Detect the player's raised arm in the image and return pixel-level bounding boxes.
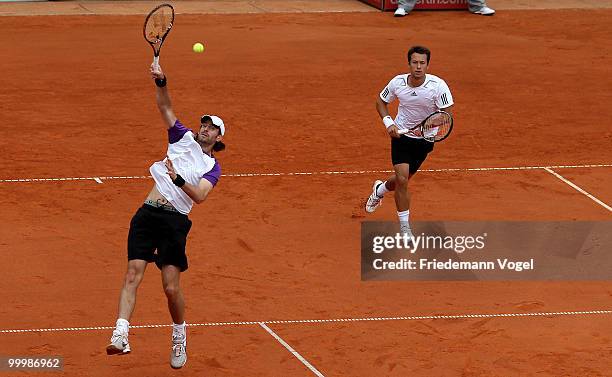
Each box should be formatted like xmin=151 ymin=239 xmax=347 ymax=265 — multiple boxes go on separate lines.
xmin=150 ymin=63 xmax=177 ymax=129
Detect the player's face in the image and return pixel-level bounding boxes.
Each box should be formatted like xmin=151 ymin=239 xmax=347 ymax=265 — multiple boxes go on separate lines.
xmin=198 ymin=122 xmax=221 ymax=144
xmin=409 ymin=53 xmax=429 ymax=79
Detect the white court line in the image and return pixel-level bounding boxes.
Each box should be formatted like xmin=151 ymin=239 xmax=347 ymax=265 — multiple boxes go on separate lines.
xmin=0 ymin=163 xmax=611 ymax=184
xmin=93 ymin=177 xmax=103 ymax=184
xmin=259 ymin=322 xmax=325 ymax=377
xmin=544 ymin=168 xmax=612 ymax=212
xmin=1 ymin=310 xmax=610 ymax=334
xmin=0 ymin=9 xmax=377 ymax=18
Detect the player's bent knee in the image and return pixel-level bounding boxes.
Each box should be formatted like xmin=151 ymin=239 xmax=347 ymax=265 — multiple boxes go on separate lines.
xmin=163 ymin=284 xmax=181 ymax=299
xmin=395 ymin=174 xmax=409 ymax=188
xmin=125 ymin=268 xmax=144 ymax=286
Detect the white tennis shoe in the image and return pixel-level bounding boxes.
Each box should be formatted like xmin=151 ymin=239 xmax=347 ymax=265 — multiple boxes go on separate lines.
xmin=365 ymin=180 xmax=384 ymax=213
xmin=170 ymin=334 xmax=187 ymax=369
xmin=106 ymin=330 xmax=131 ymax=355
xmin=473 ymin=6 xmax=495 ymax=15
xmin=394 ymin=7 xmax=407 ymax=17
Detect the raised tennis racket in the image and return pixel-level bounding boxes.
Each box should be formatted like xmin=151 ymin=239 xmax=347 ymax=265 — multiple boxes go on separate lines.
xmin=398 ymin=110 xmax=453 ymax=143
xmin=143 ymin=4 xmax=175 ymax=67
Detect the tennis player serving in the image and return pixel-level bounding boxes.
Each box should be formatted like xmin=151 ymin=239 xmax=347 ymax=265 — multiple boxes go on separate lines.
xmin=365 ymin=46 xmax=454 ymax=239
xmin=105 ymin=61 xmax=225 ymax=369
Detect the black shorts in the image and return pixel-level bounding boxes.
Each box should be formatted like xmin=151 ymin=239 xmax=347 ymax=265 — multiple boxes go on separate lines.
xmin=127 ymin=204 xmax=193 ymax=272
xmin=391 ymin=136 xmax=434 ymax=174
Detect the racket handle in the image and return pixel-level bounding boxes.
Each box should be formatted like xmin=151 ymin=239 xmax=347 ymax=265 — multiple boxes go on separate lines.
xmin=397 ymin=128 xmax=417 ymax=135
xmin=153 ymin=55 xmax=159 ymax=67
xmin=398 ymin=128 xmax=423 ymax=137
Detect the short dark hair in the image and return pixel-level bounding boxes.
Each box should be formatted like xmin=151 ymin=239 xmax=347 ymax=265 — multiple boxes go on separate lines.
xmin=407 ymin=45 xmax=431 ymax=63
xmin=213 ymin=141 xmax=226 ymax=152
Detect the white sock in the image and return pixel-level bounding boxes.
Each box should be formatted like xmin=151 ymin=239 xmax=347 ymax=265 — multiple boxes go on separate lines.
xmin=397 ymin=210 xmax=413 ymax=238
xmin=116 ymin=318 xmax=129 ymax=334
xmin=397 ymin=210 xmax=410 ymax=226
xmin=172 ymin=322 xmax=186 ymax=339
xmin=376 ymin=181 xmax=390 ymax=198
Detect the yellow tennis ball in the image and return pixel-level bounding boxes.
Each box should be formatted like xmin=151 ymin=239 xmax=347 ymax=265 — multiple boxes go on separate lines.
xmin=192 ymin=42 xmax=204 ymax=53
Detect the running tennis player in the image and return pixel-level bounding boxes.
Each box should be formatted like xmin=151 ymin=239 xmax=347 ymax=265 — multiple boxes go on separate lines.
xmin=106 ymin=62 xmax=225 ymax=369
xmin=365 ymin=46 xmax=454 ymax=238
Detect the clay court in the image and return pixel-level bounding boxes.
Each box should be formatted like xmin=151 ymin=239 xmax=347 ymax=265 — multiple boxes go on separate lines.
xmin=1 ymin=0 xmax=611 ymax=375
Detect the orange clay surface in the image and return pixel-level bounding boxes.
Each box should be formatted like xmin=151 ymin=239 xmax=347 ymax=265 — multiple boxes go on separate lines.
xmin=0 ymin=2 xmax=611 ymax=376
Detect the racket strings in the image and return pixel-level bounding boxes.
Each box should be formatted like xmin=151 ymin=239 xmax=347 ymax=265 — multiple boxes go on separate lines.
xmin=422 ymin=113 xmax=452 ymax=142
xmin=145 ymin=8 xmax=172 ymax=45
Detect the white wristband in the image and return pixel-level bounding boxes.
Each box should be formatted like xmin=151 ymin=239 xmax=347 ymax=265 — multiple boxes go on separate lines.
xmin=382 ymin=115 xmax=395 ymax=129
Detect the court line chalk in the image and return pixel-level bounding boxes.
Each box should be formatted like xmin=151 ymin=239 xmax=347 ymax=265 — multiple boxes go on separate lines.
xmin=544 ymin=167 xmax=612 ymax=212
xmin=0 ymin=163 xmax=610 ymax=183
xmin=259 ymin=322 xmax=325 ymax=377
xmin=1 ymin=310 xmax=610 ymax=334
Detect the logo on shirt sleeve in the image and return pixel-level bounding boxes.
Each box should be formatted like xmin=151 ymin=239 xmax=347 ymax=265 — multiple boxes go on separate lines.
xmin=441 ymin=92 xmax=450 ymax=106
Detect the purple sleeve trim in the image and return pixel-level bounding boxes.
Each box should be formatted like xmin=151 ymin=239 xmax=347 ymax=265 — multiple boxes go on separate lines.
xmin=168 ymin=119 xmax=191 ymax=144
xmin=202 ymin=161 xmax=221 ymax=187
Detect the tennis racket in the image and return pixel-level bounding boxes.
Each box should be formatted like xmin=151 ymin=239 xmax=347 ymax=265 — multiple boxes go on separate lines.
xmin=398 ymin=110 xmax=453 ymax=143
xmin=143 ymin=4 xmax=175 ymax=67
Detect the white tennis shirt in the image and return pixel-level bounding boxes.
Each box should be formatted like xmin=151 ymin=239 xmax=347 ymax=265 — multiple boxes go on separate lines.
xmin=380 ymin=73 xmax=454 ymax=138
xmin=150 ymin=120 xmax=219 ymax=215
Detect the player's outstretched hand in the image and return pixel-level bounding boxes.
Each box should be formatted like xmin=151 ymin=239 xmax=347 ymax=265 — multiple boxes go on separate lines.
xmin=165 ymin=156 xmax=177 ymax=180
xmin=387 ymin=125 xmax=400 ymax=139
xmin=150 ymin=63 xmax=165 ymax=80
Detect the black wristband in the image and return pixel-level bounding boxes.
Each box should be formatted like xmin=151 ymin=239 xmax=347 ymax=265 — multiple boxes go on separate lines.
xmin=172 ymin=174 xmax=185 ymax=187
xmin=155 ymin=76 xmax=167 ymax=87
